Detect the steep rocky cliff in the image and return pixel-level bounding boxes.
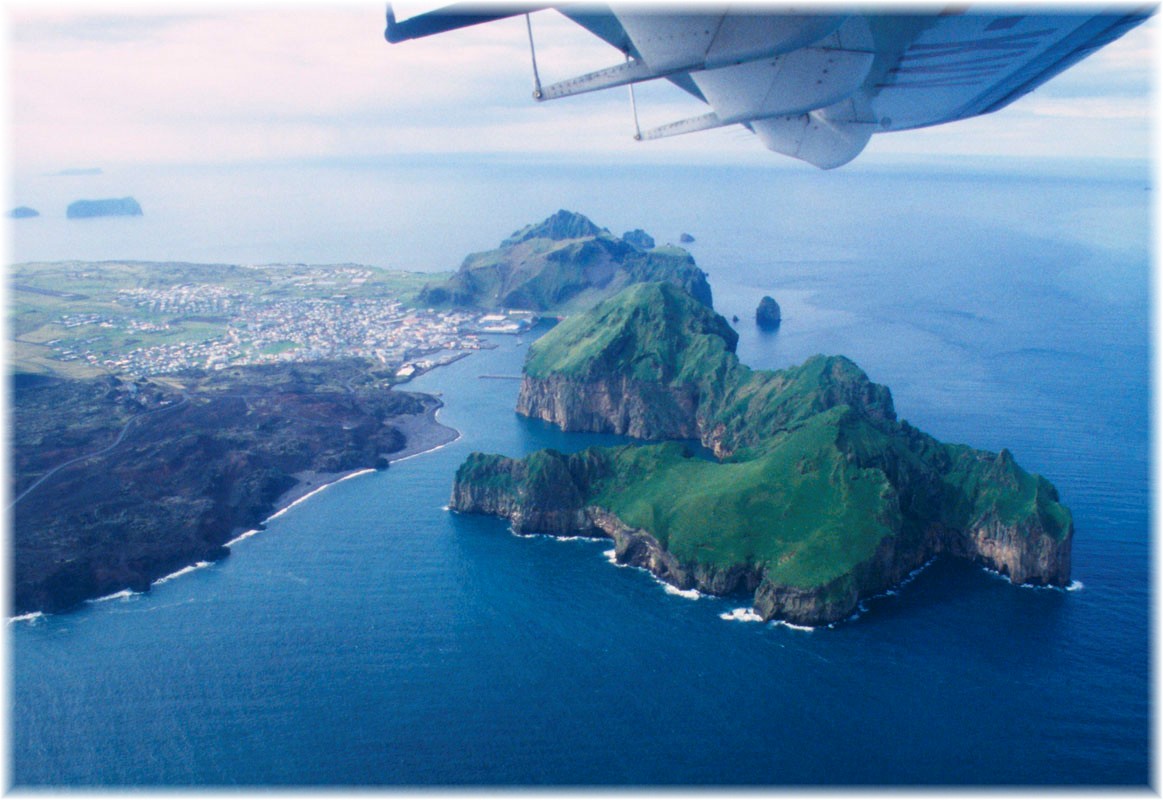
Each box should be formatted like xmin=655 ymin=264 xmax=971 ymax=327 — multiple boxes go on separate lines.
xmin=452 ymin=282 xmax=1074 ymax=626
xmin=418 ymin=210 xmax=712 ymax=312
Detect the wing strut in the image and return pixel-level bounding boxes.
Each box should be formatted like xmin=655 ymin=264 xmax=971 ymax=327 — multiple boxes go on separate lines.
xmin=526 ymin=14 xmax=544 ymax=99
xmin=627 ymin=53 xmax=642 ymax=140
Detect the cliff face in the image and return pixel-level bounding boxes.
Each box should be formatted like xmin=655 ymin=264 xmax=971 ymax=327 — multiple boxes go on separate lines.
xmin=451 ymin=449 xmax=1073 ymax=626
xmin=418 ymin=210 xmax=712 ymax=312
xmin=519 ymin=284 xmax=891 ymax=456
xmin=452 ymin=282 xmax=1074 ymax=626
xmin=937 ymin=516 xmax=1072 ymax=586
xmin=516 ymin=373 xmax=700 ymax=440
xmin=451 ymin=449 xmax=607 ymax=537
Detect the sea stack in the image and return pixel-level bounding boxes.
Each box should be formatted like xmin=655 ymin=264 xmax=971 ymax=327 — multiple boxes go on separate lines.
xmin=756 ymin=295 xmax=781 ymax=329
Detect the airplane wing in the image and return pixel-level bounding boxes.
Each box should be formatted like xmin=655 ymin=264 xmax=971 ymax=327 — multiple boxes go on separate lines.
xmin=385 ymin=5 xmax=1151 ymax=168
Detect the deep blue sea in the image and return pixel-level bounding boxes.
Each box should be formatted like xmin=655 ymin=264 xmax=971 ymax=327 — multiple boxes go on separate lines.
xmin=8 ymin=157 xmax=1152 ymax=785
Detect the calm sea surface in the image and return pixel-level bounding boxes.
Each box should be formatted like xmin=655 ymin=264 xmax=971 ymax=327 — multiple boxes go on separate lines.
xmin=8 ymin=158 xmax=1151 ymax=785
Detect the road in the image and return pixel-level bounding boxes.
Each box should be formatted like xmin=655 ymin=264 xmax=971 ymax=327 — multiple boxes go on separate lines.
xmin=9 ymin=394 xmax=190 ymax=509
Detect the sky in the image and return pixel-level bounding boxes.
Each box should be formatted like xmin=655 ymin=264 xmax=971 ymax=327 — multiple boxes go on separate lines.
xmin=1 ymin=3 xmax=1156 ymax=173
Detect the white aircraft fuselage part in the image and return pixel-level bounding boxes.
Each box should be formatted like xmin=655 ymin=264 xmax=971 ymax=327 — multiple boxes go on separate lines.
xmin=384 ymin=4 xmax=1152 ymax=168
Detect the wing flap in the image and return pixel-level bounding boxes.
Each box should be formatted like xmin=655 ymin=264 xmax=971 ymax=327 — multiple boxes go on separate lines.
xmin=692 ymin=47 xmax=875 ymax=124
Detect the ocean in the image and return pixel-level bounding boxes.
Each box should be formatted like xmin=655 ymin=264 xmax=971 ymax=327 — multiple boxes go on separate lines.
xmin=8 ymin=156 xmax=1151 ymax=785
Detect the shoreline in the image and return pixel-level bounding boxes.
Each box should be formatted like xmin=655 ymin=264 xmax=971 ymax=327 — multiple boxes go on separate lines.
xmin=9 ymin=398 xmax=463 ymax=624
xmin=260 ymin=399 xmax=461 ymax=520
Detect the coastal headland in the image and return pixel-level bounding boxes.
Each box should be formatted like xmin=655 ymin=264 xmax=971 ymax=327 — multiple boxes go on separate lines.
xmin=450 ymin=282 xmax=1074 ymax=626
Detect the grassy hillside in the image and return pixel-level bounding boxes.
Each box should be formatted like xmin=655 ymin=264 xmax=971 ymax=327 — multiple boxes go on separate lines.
xmin=418 ymin=210 xmax=712 ymax=312
xmin=523 ymin=281 xmax=736 ymax=381
xmin=456 ymin=281 xmax=1073 ymax=620
xmin=590 ymin=410 xmax=900 ymax=588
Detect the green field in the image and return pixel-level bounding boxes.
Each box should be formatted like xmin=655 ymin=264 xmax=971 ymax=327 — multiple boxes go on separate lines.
xmin=9 ymin=260 xmax=451 ymax=377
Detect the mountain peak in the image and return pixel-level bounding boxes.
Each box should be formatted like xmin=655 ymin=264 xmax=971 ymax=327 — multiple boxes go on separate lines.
xmin=502 ymin=210 xmax=607 ymax=246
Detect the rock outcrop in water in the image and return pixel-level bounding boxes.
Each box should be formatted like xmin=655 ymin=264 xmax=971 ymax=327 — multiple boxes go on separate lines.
xmin=756 ymin=295 xmax=781 ymax=329
xmin=67 ymin=197 xmax=143 ymax=218
xmin=417 ymin=210 xmax=712 ymax=312
xmin=453 ymin=282 xmax=1073 ymax=626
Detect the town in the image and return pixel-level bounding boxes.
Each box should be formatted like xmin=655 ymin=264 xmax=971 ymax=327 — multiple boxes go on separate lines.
xmin=38 ymin=277 xmax=535 ymax=380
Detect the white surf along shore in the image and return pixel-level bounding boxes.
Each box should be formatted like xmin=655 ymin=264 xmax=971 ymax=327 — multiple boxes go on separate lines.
xmin=9 ymin=399 xmax=462 ymax=624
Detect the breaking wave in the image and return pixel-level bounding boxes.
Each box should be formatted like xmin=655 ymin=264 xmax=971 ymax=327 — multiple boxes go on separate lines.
xmin=773 ymin=620 xmax=815 ymax=632
xmin=225 ymin=528 xmax=261 ymax=547
xmin=983 ymin=565 xmax=1079 ymax=593
xmin=391 ymin=430 xmax=462 ymax=464
xmin=156 ymin=561 xmax=213 ymax=585
xmin=662 ymin=583 xmax=702 ymax=600
xmin=720 ymin=607 xmax=763 ymax=623
xmin=264 ymin=469 xmax=376 ymax=523
xmin=91 ymin=589 xmax=138 ymax=603
xmin=512 ymin=530 xmax=605 ymax=542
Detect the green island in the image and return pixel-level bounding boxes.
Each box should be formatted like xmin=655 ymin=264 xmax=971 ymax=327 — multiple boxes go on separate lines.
xmin=451 ymin=282 xmax=1073 ymax=626
xmin=10 ymin=212 xmax=704 ymax=615
xmin=417 ymin=209 xmax=712 ymax=312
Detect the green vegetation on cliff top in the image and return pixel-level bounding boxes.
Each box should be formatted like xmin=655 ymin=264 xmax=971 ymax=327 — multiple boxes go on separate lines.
xmin=593 ymin=411 xmax=899 ymax=589
xmin=457 ymin=281 xmax=1072 ymax=594
xmin=523 ymin=281 xmax=736 ymax=381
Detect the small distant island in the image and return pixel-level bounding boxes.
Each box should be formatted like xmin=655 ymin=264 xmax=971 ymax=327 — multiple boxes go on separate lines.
xmin=67 ymin=197 xmax=143 ymax=219
xmin=450 ymin=281 xmax=1073 ymax=626
xmin=9 ymin=206 xmax=39 ymax=219
xmin=756 ymin=295 xmax=781 ymax=329
xmin=417 ymin=209 xmax=711 ymax=312
xmin=52 ymin=167 xmax=104 ymax=176
xmin=679 ymin=232 xmax=695 ymax=243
